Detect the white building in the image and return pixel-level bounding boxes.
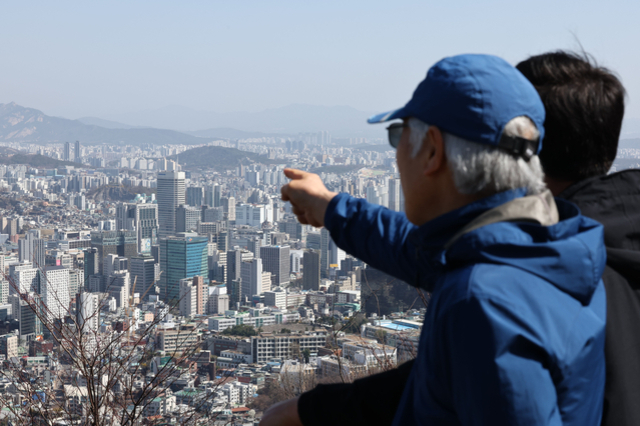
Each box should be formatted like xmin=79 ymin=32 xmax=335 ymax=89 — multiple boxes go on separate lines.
xmin=40 ymin=266 xmax=70 ymax=320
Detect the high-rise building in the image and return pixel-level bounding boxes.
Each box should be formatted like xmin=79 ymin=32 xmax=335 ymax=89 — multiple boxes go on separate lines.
xmin=226 ymin=248 xmax=254 ymax=287
xmin=320 ymin=228 xmax=331 ymax=277
xmin=186 ymin=187 xmax=204 ymax=207
xmin=247 ymin=237 xmax=263 ymax=260
xmin=90 ymin=230 xmax=137 ymax=275
xmin=176 ymin=204 xmax=200 ymax=233
xmin=76 ymin=292 xmax=100 ymax=334
xmin=84 ymin=248 xmax=100 ymax=284
xmin=116 ymin=202 xmax=159 ymax=254
xmin=130 ymin=255 xmax=159 ymax=300
xmin=179 ymin=275 xmax=207 ymax=317
xmin=260 ymin=245 xmax=290 ymax=287
xmin=10 ymin=264 xmax=39 ymax=295
xmin=157 ymin=171 xmax=186 ymax=238
xmin=159 ymin=235 xmax=208 ymax=302
xmin=241 ymin=258 xmax=265 ymax=298
xmin=39 ymin=266 xmax=70 ymax=320
xmin=64 ymin=142 xmax=72 ymax=161
xmin=207 ymin=284 xmax=229 ymax=315
xmin=74 ymin=140 xmax=81 ymax=163
xmin=303 ymin=249 xmax=321 ymax=291
xmin=18 ymin=231 xmax=45 ymax=268
xmin=0 ymin=334 xmax=18 ymax=359
xmin=224 ymin=196 xmax=236 ymax=222
xmin=69 ymin=269 xmax=84 ymax=298
xmin=388 ymin=178 xmax=403 ymax=212
xmin=9 ymin=293 xmax=42 ymax=338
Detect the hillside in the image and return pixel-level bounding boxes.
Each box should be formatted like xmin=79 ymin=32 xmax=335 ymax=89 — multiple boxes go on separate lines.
xmin=86 ymin=185 xmax=156 ymax=203
xmin=0 ymin=153 xmax=77 ymax=169
xmin=0 ymin=102 xmax=208 ymax=145
xmin=167 ymin=146 xmax=281 ymax=171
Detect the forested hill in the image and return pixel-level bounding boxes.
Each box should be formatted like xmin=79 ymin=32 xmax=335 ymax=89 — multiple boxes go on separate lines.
xmin=167 ymin=146 xmax=281 ymax=171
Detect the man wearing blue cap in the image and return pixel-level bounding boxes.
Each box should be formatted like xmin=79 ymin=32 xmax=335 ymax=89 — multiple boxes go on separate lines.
xmin=262 ymin=54 xmax=606 ymax=426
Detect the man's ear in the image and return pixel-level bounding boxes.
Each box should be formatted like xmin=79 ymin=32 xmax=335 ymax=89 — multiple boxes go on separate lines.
xmin=419 ymin=126 xmax=446 ymax=177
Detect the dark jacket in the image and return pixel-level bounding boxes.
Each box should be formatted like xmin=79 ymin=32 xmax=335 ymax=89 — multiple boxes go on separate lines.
xmin=299 ymin=188 xmax=606 ymax=426
xmin=560 ymin=169 xmax=640 ymax=426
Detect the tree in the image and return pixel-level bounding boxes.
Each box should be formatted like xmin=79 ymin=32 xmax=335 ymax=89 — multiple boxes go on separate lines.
xmin=221 ymin=324 xmax=258 ymax=337
xmin=0 ymin=268 xmax=228 ymax=425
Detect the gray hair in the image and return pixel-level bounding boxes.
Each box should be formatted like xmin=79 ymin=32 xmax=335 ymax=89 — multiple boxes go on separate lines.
xmin=407 ymin=117 xmax=546 ymax=195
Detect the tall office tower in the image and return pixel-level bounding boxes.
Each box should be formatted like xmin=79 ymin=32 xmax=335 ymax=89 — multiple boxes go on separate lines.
xmin=260 ymin=245 xmax=291 ymax=287
xmin=9 ymin=293 xmax=42 ymax=338
xmin=207 ymin=284 xmax=229 ymax=315
xmin=247 ymin=237 xmax=262 ymax=260
xmin=10 ymin=264 xmax=40 ymax=295
xmin=157 ymin=171 xmax=186 ymax=238
xmin=39 ymin=266 xmax=70 ymax=320
xmin=0 ymin=280 xmax=8 ymax=305
xmin=84 ymin=248 xmax=100 ymax=284
xmin=389 ymin=178 xmax=402 ymax=212
xmin=306 ymin=232 xmax=321 ymax=251
xmin=193 ymin=275 xmax=206 ymax=315
xmin=159 ymin=235 xmax=208 ymax=303
xmin=109 ymin=271 xmax=130 ymax=309
xmin=74 ymin=140 xmax=81 ymax=163
xmin=176 ymin=204 xmax=200 ymax=233
xmin=90 ymin=230 xmax=137 ymax=275
xmin=179 ymin=275 xmax=206 ymax=317
xmin=225 ymin=248 xmax=254 ymax=286
xmin=224 ymin=196 xmax=236 ymax=222
xmin=0 ymin=254 xmax=4 ymax=279
xmin=69 ymin=270 xmax=84 ymax=297
xmin=18 ymin=231 xmax=45 ymax=267
xmin=213 ymin=185 xmax=222 ymax=207
xmin=64 ymin=142 xmax=72 ymax=161
xmin=215 ymin=230 xmax=229 ymax=253
xmin=320 ymin=227 xmax=331 ymax=277
xmin=186 ymin=187 xmax=204 ymax=207
xmin=241 ymin=258 xmax=264 ymax=298
xmin=204 ymin=185 xmax=214 ymax=207
xmin=229 ymin=278 xmax=242 ymax=309
xmin=76 ymin=292 xmax=99 ymax=334
xmin=302 ymin=249 xmax=321 ymax=291
xmin=179 ymin=278 xmax=198 ymax=318
xmin=116 ymin=202 xmax=159 ymax=254
xmin=130 ymin=255 xmax=158 ymax=300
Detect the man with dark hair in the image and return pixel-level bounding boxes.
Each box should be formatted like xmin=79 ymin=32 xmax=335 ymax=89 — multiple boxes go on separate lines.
xmin=261 ymin=53 xmax=607 ymax=426
xmin=517 ymin=51 xmax=637 ymax=426
xmin=516 ymin=51 xmax=626 ymax=193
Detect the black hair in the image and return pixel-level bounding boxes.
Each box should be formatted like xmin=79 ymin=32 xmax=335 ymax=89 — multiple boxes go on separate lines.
xmin=516 ymin=51 xmax=625 ymax=181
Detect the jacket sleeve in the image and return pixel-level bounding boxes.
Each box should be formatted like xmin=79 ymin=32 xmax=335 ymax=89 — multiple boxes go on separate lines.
xmin=324 ymin=193 xmax=419 ymax=285
xmin=443 ymin=297 xmax=561 ymax=426
xmin=297 ymin=359 xmax=414 ymax=426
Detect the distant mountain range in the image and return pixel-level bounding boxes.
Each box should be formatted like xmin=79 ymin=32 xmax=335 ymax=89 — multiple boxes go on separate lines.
xmin=0 ymin=102 xmax=208 ymax=145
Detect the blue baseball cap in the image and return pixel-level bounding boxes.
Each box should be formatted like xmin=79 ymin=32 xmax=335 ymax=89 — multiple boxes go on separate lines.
xmin=368 ymin=54 xmax=545 ymax=160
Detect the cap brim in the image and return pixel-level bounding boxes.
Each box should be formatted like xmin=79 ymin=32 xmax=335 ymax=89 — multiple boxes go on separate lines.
xmin=367 ymin=107 xmax=407 ymax=124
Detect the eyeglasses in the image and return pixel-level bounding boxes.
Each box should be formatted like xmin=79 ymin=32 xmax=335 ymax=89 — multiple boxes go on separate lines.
xmin=386 ymin=122 xmax=407 ymax=148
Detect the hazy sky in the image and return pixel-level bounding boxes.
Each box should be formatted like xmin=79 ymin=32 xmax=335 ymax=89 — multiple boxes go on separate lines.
xmin=1 ymin=1 xmax=639 ymax=133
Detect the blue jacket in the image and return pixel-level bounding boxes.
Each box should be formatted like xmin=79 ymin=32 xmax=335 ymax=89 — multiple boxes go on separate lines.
xmin=324 ymin=188 xmax=606 ymax=426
